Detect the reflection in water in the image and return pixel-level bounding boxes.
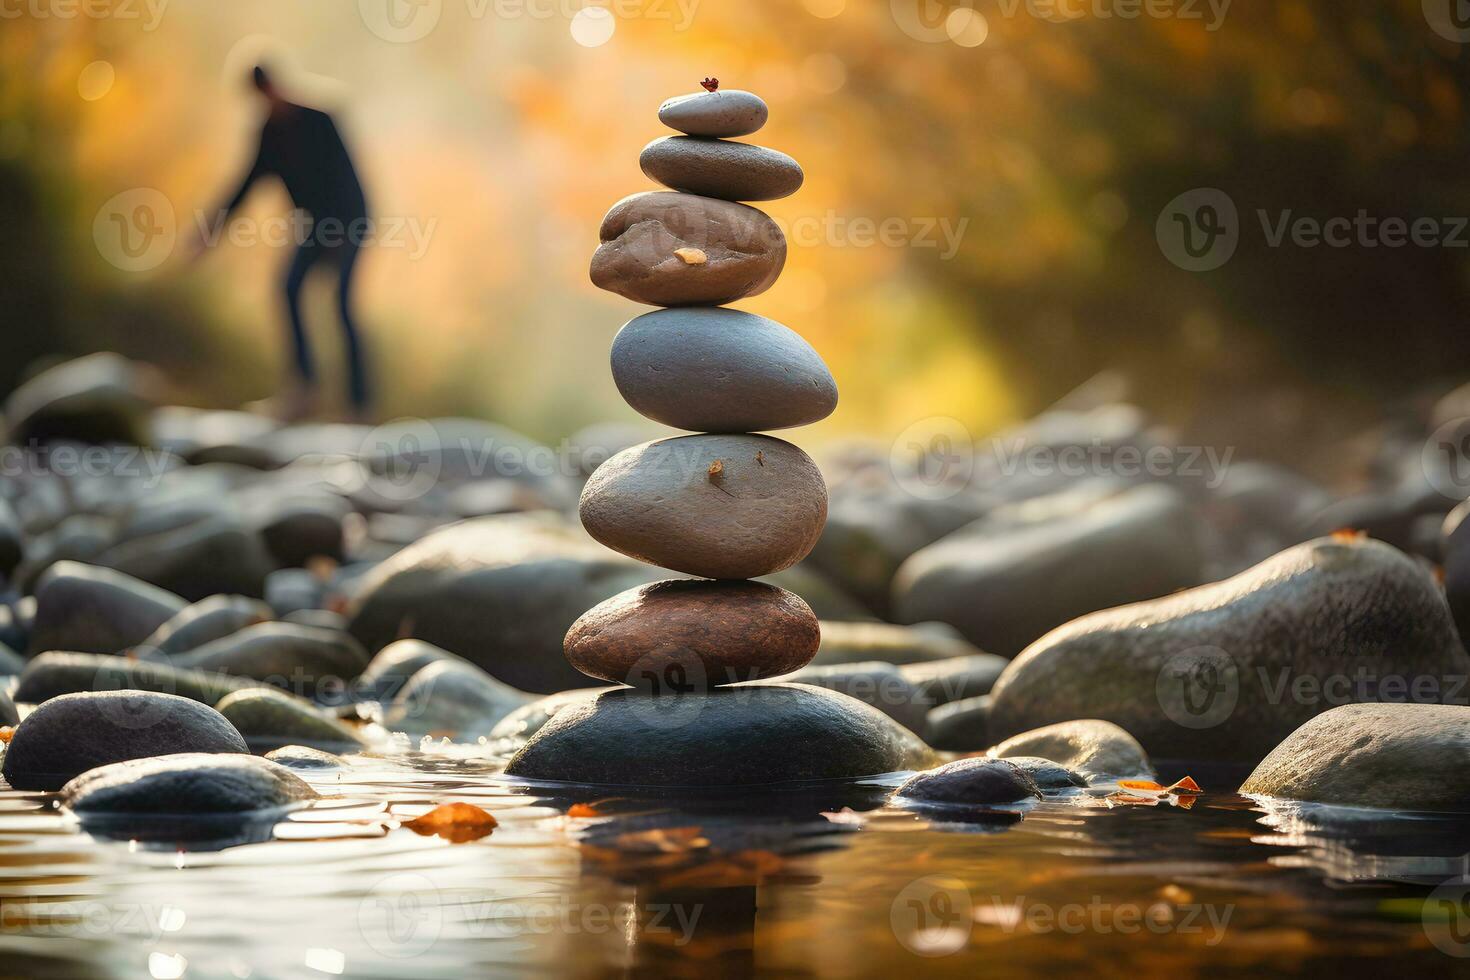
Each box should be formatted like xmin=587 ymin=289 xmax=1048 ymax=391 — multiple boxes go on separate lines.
xmin=0 ymin=748 xmax=1463 ymax=977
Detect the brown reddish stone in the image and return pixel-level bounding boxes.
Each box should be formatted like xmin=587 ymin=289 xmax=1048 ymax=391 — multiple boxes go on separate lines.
xmin=564 ymin=579 xmax=820 ymax=688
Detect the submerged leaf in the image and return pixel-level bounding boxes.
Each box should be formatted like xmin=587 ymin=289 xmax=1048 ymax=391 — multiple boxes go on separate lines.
xmin=402 ymin=802 xmax=498 ymax=843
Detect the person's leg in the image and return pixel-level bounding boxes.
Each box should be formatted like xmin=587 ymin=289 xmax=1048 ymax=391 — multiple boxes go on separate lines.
xmin=275 ymin=240 xmax=325 ymax=421
xmin=334 ymin=240 xmax=370 ymax=416
xmin=283 ymin=240 xmax=323 ymax=386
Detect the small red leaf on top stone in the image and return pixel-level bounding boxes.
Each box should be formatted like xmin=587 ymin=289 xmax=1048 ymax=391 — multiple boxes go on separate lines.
xmin=700 ymin=77 xmax=719 ymax=92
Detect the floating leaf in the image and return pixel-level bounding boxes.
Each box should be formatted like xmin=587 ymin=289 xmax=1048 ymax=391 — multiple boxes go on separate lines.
xmin=0 ymin=726 xmax=12 ymax=743
xmin=1166 ymin=776 xmax=1203 ymax=794
xmin=1119 ymin=779 xmax=1165 ymax=791
xmin=402 ymin=802 xmax=498 ymax=843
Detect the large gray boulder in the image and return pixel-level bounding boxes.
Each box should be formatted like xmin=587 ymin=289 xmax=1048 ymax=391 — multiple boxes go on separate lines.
xmin=1239 ymin=703 xmax=1470 ymax=811
xmin=893 ymin=483 xmax=1204 ymax=656
xmin=987 ymin=536 xmax=1470 ymax=766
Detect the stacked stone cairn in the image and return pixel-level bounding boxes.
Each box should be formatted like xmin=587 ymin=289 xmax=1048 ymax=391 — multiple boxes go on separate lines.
xmin=570 ymin=79 xmax=837 ymax=694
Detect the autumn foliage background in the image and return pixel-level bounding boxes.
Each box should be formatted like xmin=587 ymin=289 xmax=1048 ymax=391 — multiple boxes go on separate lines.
xmin=5 ymin=1 xmax=1470 ymax=475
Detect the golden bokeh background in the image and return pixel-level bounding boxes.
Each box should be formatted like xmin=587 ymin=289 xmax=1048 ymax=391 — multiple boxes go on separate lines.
xmin=6 ymin=0 xmax=1470 ymax=461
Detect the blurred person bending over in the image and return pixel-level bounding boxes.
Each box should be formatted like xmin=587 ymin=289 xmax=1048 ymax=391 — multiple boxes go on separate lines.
xmin=193 ymin=64 xmax=372 ymax=421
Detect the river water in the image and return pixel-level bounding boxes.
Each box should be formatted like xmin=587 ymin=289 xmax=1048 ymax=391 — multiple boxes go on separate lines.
xmin=0 ymin=745 xmax=1466 ymax=978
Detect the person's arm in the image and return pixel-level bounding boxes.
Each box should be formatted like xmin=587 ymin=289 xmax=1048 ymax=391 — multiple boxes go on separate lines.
xmin=188 ymin=126 xmax=271 ymax=259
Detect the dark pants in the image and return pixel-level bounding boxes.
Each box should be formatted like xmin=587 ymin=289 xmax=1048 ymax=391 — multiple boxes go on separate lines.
xmin=282 ymin=230 xmax=369 ymax=410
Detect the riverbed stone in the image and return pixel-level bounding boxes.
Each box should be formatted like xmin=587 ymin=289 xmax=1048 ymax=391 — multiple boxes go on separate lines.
xmin=96 ymin=505 xmax=275 ymax=601
xmin=579 ymin=434 xmax=827 ymax=579
xmin=1239 ymin=703 xmax=1470 ymax=811
xmin=565 ymin=579 xmax=819 ymax=688
xmin=986 ymin=536 xmax=1470 ymax=767
xmin=215 ymin=687 xmax=367 ymax=753
xmin=487 ymin=688 xmax=604 ymax=749
xmin=5 ymin=352 xmax=155 ymax=446
xmin=640 ymin=136 xmax=803 ymax=202
xmin=925 ymin=694 xmax=991 ymax=752
xmin=658 ymin=89 xmax=768 ymax=137
xmin=893 ymin=483 xmax=1204 ymax=656
xmin=899 ymin=654 xmax=1007 ymax=706
xmin=170 ymin=622 xmax=368 ymax=697
xmin=591 ymin=192 xmax=786 ymax=307
xmin=810 ymin=620 xmax=985 ymax=666
xmin=990 ymin=719 xmax=1156 ymax=783
xmin=265 ymin=745 xmax=348 ymax=769
xmin=345 ymin=514 xmax=664 ymax=693
xmin=356 ymin=638 xmax=471 ymax=702
xmin=384 ymin=659 xmax=533 ymax=738
xmin=29 ymin=561 xmax=186 ymax=656
xmin=780 ymin=661 xmax=929 ymax=735
xmin=1001 ymin=756 xmax=1088 ymax=791
xmin=3 ymin=691 xmax=248 ymax=791
xmin=61 ymin=753 xmax=316 ymax=814
xmin=13 ymin=652 xmax=255 ymax=706
xmin=504 ymin=683 xmax=930 ymax=786
xmin=140 ymin=594 xmax=272 ymax=656
xmin=610 ymin=308 xmax=836 ymax=432
xmin=895 ymin=758 xmax=1041 ymax=807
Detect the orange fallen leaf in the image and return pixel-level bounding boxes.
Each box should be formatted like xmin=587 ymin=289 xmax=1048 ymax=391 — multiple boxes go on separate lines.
xmin=1119 ymin=779 xmax=1165 ymax=791
xmin=1331 ymin=528 xmax=1366 ymax=541
xmin=402 ymin=802 xmax=498 ymax=843
xmin=567 ymin=803 xmax=600 ymax=818
xmin=0 ymin=727 xmax=12 ymax=743
xmin=1166 ymin=776 xmax=1203 ymax=794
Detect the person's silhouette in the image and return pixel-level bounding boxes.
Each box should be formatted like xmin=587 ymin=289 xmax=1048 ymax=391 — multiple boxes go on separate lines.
xmin=194 ymin=64 xmax=371 ymax=421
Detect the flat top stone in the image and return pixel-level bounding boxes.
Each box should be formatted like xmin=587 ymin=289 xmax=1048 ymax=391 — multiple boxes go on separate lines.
xmin=658 ymin=89 xmax=768 ymax=137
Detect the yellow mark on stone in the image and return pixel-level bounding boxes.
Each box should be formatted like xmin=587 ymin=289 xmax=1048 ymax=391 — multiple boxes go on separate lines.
xmin=675 ymin=247 xmax=708 ymax=265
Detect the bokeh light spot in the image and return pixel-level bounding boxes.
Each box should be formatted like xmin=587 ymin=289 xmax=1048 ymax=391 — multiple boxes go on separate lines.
xmin=946 ymin=9 xmax=989 ymax=47
xmin=78 ymin=61 xmax=115 ymax=101
xmin=570 ymin=7 xmax=615 ymax=48
xmin=801 ymin=53 xmax=847 ymax=94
